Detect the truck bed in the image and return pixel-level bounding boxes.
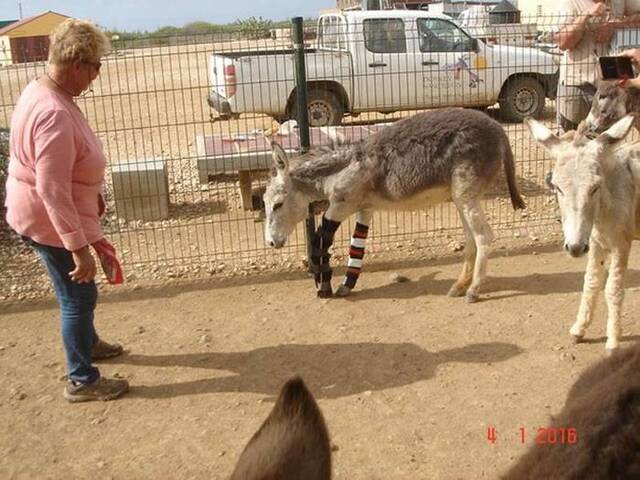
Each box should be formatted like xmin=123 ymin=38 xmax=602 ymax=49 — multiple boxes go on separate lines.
xmin=215 ymin=48 xmax=318 ymax=59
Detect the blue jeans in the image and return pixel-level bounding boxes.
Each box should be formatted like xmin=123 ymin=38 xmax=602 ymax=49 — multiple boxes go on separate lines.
xmin=24 ymin=237 xmax=100 ymax=384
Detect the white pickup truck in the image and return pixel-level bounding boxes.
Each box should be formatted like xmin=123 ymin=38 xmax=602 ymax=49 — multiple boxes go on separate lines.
xmin=207 ymin=10 xmax=559 ymax=126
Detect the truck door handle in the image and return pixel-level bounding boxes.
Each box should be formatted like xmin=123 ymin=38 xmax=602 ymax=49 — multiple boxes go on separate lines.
xmin=368 ymin=62 xmax=387 ymax=67
xmin=422 ymin=61 xmax=439 ymax=66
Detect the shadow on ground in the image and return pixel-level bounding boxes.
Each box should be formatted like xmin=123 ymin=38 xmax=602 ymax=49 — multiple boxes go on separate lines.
xmin=109 ymin=341 xmax=522 ymax=401
xmin=1 ymin=243 xmax=571 ymax=315
xmin=339 ymin=269 xmax=640 ymax=302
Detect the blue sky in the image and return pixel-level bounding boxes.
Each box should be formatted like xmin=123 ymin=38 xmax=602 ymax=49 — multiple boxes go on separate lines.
xmin=5 ymin=0 xmax=337 ymax=31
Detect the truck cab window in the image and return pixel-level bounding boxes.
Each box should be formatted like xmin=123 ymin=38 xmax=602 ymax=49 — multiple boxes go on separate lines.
xmin=320 ymin=16 xmax=345 ymax=50
xmin=418 ymin=18 xmax=473 ymax=53
xmin=364 ymin=18 xmax=406 ymax=54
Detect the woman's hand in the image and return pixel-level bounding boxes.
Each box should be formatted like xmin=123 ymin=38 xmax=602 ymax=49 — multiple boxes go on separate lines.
xmin=617 ymin=49 xmax=640 ymax=89
xmin=98 ymin=193 xmax=105 ymax=217
xmin=618 ymin=77 xmax=640 ymax=89
xmin=620 ymin=48 xmax=640 ymax=67
xmin=70 ymin=246 xmax=97 ymax=283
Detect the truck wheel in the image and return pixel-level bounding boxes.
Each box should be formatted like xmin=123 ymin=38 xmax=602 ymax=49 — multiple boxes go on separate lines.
xmin=499 ymin=77 xmax=545 ymax=123
xmin=295 ymin=90 xmax=344 ymax=127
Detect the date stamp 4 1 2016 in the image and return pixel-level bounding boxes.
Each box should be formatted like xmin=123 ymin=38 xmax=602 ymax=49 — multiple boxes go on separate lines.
xmin=486 ymin=426 xmax=578 ymax=445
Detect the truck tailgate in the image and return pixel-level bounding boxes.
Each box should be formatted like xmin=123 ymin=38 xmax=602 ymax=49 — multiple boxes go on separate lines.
xmin=209 ymin=54 xmax=233 ymax=99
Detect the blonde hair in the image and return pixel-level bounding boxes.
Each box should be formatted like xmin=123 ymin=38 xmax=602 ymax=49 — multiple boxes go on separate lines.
xmin=48 ymin=19 xmax=110 ymax=66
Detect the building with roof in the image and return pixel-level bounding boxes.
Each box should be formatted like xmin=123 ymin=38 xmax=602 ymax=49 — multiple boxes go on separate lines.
xmin=518 ymin=0 xmax=563 ymax=26
xmin=0 ymin=20 xmax=18 ymax=30
xmin=0 ymin=11 xmax=69 ymax=66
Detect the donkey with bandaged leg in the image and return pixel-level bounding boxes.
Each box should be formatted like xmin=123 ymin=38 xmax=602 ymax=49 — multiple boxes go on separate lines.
xmin=263 ymin=108 xmax=525 ymax=301
xmin=527 ymin=115 xmax=640 ymax=352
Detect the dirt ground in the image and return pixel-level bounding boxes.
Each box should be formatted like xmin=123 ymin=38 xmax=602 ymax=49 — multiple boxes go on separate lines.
xmin=2 ymin=241 xmax=640 ymax=480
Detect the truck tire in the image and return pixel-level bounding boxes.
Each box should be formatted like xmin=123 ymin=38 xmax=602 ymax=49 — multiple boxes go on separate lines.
xmin=499 ymin=76 xmax=545 ymax=123
xmin=294 ymin=89 xmax=344 ymax=127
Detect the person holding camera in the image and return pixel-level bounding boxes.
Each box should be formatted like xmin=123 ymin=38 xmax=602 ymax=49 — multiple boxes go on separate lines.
xmin=555 ymin=0 xmax=623 ymax=133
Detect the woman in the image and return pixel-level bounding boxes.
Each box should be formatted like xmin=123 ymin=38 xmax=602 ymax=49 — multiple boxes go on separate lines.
xmin=4 ymin=19 xmax=128 ymax=402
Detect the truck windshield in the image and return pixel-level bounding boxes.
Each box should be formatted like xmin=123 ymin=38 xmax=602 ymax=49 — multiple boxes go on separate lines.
xmin=417 ymin=18 xmax=474 ymax=53
xmin=363 ymin=18 xmax=407 ymax=53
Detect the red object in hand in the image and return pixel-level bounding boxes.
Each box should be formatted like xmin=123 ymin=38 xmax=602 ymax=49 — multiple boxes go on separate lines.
xmin=98 ymin=194 xmax=106 ymax=217
xmin=91 ymin=238 xmax=124 ymax=284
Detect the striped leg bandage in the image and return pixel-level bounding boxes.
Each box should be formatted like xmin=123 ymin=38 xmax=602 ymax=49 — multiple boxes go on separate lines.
xmin=343 ymin=222 xmax=369 ymax=290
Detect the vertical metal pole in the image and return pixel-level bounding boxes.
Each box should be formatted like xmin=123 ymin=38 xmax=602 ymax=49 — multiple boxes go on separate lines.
xmin=292 ymin=17 xmax=315 ymax=272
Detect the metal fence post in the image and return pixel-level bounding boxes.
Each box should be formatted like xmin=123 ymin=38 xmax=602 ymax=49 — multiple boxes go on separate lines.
xmin=292 ymin=17 xmax=315 ymax=272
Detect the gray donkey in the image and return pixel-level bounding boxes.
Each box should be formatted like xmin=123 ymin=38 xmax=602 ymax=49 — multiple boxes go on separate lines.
xmin=263 ymin=108 xmax=526 ymax=301
xmin=583 ymin=80 xmax=640 ymax=135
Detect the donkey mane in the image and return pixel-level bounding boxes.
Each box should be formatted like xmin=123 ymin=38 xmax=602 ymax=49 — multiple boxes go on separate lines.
xmin=289 ymin=142 xmax=359 ymax=187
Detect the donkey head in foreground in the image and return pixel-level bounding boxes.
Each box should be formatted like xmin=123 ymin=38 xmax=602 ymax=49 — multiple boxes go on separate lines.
xmin=526 ymin=115 xmax=636 ymax=257
xmin=230 ymin=376 xmax=332 ymax=480
xmin=263 ymin=143 xmax=311 ymax=248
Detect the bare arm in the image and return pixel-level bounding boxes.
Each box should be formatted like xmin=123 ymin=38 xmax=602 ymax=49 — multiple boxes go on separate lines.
xmin=555 ymin=2 xmax=608 ymax=50
xmin=612 ymin=13 xmax=640 ymax=28
xmin=556 ymin=13 xmax=591 ymax=50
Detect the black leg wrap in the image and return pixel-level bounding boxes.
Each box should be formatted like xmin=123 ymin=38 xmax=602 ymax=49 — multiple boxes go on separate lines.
xmin=310 ymin=216 xmax=340 ymax=296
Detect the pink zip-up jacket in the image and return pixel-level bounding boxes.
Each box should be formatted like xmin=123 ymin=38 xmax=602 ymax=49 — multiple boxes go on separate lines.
xmin=4 ymin=79 xmax=105 ymax=251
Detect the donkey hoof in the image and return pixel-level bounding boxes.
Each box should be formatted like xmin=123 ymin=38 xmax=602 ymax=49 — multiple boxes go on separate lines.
xmin=447 ymin=284 xmax=466 ymax=298
xmin=570 ymin=334 xmax=584 ymax=344
xmin=605 ymin=340 xmax=620 ymax=352
xmin=605 ymin=346 xmax=619 ymax=357
xmin=316 ymin=282 xmax=333 ymax=298
xmin=335 ymin=285 xmax=351 ymax=297
xmin=465 ymin=291 xmax=479 ymax=304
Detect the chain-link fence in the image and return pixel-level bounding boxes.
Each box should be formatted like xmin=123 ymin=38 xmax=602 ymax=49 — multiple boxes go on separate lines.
xmin=2 ymin=11 xmax=638 ymax=291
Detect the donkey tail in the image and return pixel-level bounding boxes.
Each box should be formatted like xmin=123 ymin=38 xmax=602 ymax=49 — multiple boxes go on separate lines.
xmin=502 ymin=140 xmax=526 ymax=210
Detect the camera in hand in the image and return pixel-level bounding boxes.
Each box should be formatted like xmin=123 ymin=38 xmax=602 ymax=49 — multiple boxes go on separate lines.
xmin=600 ymin=56 xmax=634 ymax=80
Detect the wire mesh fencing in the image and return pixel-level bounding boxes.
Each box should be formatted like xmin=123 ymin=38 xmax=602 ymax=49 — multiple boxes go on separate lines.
xmin=3 ymin=11 xmax=638 ymax=290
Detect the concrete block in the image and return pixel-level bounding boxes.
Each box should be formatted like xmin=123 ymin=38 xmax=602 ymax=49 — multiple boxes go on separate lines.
xmin=111 ymin=158 xmax=169 ymax=221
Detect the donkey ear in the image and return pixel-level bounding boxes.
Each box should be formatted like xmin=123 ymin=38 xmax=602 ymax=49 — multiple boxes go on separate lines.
xmin=597 ymin=114 xmax=636 ymax=145
xmin=525 ymin=117 xmax=562 ymax=151
xmin=270 ymin=141 xmax=289 ymax=175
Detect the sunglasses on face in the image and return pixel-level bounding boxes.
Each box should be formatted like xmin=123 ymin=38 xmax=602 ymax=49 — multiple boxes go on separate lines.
xmin=82 ymin=60 xmax=102 ymax=72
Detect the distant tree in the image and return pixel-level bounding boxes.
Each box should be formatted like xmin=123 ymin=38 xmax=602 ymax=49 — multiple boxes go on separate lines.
xmin=102 ymin=16 xmax=321 ymax=47
xmin=151 ymin=25 xmax=182 ymax=38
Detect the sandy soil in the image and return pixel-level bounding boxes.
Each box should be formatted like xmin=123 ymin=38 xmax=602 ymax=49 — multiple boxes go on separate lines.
xmin=2 ymin=242 xmax=640 ymax=480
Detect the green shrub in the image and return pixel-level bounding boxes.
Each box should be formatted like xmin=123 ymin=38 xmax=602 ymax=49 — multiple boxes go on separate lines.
xmin=234 ymin=16 xmax=274 ymax=39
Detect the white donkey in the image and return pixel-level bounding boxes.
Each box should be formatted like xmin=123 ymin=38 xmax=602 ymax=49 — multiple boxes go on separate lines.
xmin=263 ymin=108 xmax=526 ymax=301
xmin=527 ymin=115 xmax=640 ymax=352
